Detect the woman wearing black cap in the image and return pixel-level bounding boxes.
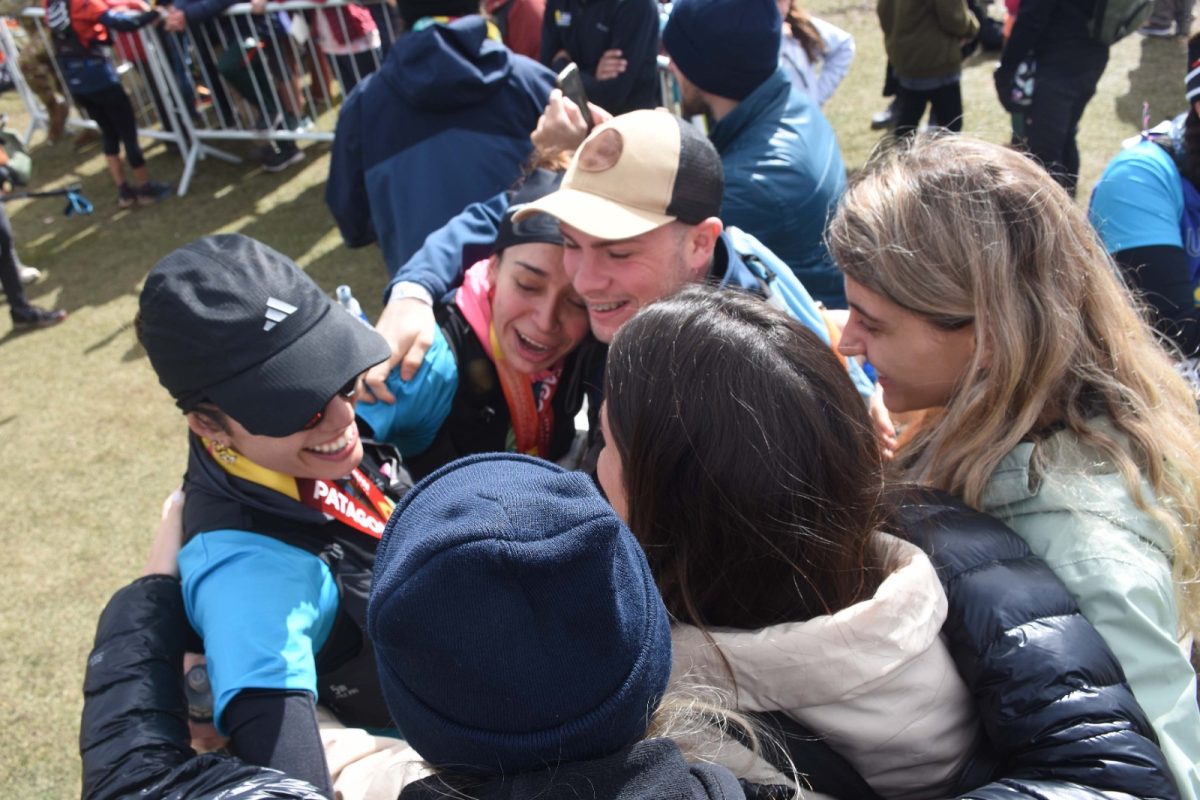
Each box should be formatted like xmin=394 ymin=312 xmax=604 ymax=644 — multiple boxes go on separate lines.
xmin=112 ymin=172 xmax=598 ymax=795
xmin=133 ymin=233 xmax=411 ymax=797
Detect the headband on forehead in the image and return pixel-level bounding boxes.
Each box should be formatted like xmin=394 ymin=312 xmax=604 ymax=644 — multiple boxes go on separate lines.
xmin=493 ymin=169 xmax=564 ymax=254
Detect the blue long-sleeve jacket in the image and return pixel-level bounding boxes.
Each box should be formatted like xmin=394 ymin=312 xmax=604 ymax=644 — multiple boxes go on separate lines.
xmin=327 ymin=16 xmax=554 ymax=277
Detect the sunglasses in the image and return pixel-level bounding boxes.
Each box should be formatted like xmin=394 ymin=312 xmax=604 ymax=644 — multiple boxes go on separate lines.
xmin=299 ymin=377 xmax=359 ymax=432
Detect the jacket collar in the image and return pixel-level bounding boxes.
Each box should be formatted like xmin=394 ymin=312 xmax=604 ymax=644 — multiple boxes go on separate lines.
xmin=670 ymin=536 xmax=948 ymax=709
xmin=708 ymin=68 xmax=792 ymax=154
xmin=981 ymin=422 xmax=1175 ymax=559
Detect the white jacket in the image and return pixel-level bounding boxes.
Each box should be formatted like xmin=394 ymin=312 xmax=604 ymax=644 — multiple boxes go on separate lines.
xmin=670 ymin=536 xmax=979 ymax=800
xmin=778 ymin=17 xmax=855 ymax=107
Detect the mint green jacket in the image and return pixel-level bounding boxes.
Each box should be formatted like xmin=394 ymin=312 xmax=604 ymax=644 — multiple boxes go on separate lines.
xmin=981 ymin=428 xmax=1200 ymax=800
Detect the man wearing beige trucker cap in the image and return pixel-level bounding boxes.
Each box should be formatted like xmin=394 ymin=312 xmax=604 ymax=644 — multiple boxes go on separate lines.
xmin=367 ymin=110 xmax=888 ymax=439
xmin=365 ymin=110 xmax=883 ymax=435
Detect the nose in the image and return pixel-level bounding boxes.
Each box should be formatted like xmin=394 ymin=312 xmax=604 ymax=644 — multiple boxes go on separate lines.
xmin=321 ymin=391 xmax=357 ymax=430
xmin=837 ymin=326 xmax=865 ymax=360
xmin=565 ymin=247 xmax=606 ymax=297
xmin=529 ymin=296 xmax=559 ymax=333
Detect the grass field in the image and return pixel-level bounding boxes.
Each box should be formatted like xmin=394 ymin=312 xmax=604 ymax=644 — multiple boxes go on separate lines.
xmin=0 ymin=7 xmax=1184 ymax=795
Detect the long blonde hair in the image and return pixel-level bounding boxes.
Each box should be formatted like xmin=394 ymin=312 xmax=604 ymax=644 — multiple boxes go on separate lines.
xmin=827 ymin=134 xmax=1200 ymax=632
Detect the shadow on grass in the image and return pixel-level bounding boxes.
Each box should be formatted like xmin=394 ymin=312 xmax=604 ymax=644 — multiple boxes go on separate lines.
xmin=6 ymin=137 xmax=337 ymax=339
xmin=1115 ymin=36 xmax=1185 ymax=129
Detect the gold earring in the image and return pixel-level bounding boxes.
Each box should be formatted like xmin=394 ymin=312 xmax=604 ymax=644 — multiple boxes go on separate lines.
xmin=212 ymin=441 xmax=238 ymax=465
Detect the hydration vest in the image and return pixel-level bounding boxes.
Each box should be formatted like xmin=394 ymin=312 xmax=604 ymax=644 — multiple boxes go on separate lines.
xmin=402 ymin=303 xmax=605 ymax=480
xmin=182 ymin=429 xmax=412 ymax=730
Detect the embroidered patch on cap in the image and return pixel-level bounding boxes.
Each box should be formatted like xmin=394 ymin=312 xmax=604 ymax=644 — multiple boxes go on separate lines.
xmin=577 ymin=128 xmax=623 ymax=173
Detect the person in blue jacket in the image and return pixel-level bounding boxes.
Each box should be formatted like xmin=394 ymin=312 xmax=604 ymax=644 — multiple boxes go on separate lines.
xmin=662 ymin=0 xmax=848 ymax=307
xmin=1089 ymin=34 xmax=1200 ymax=361
xmin=326 ymin=0 xmax=555 ymax=278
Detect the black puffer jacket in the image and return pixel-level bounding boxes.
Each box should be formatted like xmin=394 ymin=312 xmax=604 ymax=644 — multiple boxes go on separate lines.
xmin=894 ymin=489 xmax=1179 ymax=799
xmin=80 ymin=492 xmax=1179 ymax=799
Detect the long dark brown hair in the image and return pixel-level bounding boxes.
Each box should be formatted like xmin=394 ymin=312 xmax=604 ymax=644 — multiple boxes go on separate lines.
xmin=784 ymin=1 xmax=825 ymax=64
xmin=604 ymin=286 xmax=893 ymax=631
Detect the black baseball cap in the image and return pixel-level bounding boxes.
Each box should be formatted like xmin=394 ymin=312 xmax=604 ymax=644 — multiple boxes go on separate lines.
xmin=139 ymin=234 xmax=390 ymax=437
xmin=492 ymin=168 xmax=565 ymax=254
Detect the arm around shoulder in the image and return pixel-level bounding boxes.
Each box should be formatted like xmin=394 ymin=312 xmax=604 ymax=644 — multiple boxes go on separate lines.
xmin=894 ymin=490 xmax=1181 ymax=799
xmin=80 ymin=575 xmax=329 ymax=800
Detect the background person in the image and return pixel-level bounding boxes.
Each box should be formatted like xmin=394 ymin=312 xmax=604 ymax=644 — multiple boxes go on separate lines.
xmin=829 ymin=134 xmax=1200 ymax=799
xmin=777 ymin=0 xmax=856 ymax=107
xmin=45 ymin=0 xmax=172 ymax=205
xmin=992 ymin=0 xmax=1109 ymax=196
xmin=662 ymin=0 xmax=849 ymax=307
xmin=539 ymin=0 xmax=659 ymax=114
xmin=326 ymin=0 xmax=554 ymax=278
xmin=877 ymin=0 xmax=978 ymax=137
xmin=0 ymin=201 xmax=66 ymax=331
xmin=1088 ymin=34 xmax=1200 ymax=364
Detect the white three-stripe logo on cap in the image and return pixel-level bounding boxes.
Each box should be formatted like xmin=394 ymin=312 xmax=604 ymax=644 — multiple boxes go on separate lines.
xmin=263 ymin=296 xmax=297 ymax=331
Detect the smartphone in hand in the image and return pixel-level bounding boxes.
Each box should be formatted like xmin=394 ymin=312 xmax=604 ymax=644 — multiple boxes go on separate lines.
xmin=557 ymin=63 xmax=594 ymax=131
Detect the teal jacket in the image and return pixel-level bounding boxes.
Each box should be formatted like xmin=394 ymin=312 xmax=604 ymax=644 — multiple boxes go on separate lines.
xmin=981 ymin=425 xmax=1200 ymax=800
xmin=709 ymin=68 xmax=847 ymax=308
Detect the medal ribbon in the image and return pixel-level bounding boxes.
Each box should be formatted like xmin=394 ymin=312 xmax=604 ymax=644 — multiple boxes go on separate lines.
xmin=296 ymin=467 xmax=394 ymax=540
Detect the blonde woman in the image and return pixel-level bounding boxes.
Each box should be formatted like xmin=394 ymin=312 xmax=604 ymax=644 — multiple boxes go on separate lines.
xmin=829 ymin=134 xmax=1200 ymax=799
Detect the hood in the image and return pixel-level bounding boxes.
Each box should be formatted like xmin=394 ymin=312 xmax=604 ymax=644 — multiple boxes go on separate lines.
xmin=381 ymin=17 xmax=513 ymax=110
xmin=670 ymin=536 xmax=950 ymax=710
xmin=982 ymin=423 xmax=1176 ymax=559
xmin=398 ymin=739 xmax=743 ymax=800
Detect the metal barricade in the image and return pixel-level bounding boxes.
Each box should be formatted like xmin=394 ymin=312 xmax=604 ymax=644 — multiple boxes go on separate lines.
xmin=0 ymin=5 xmax=680 ymax=196
xmin=5 ymin=0 xmax=397 ymax=194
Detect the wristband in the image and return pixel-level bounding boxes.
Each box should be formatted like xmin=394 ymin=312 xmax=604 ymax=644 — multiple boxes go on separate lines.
xmin=387 ymin=281 xmax=433 ymax=307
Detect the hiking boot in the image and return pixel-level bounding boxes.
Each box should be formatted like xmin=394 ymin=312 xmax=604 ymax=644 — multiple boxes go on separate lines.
xmin=11 ymin=303 xmax=66 ymax=331
xmin=17 ymin=264 xmax=41 ymax=285
xmin=260 ymin=143 xmax=305 ymax=173
xmin=118 ymin=182 xmax=137 ymax=209
xmin=137 ymin=180 xmax=172 ymax=205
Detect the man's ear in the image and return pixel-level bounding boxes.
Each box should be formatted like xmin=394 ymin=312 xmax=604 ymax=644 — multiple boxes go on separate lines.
xmin=685 ymin=217 xmax=724 ymax=280
xmin=185 ymin=411 xmax=224 ymax=441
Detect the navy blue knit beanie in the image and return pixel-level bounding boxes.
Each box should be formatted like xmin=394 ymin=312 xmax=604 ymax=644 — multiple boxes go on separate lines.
xmin=367 ymin=453 xmax=672 ymax=774
xmin=663 ymin=0 xmax=782 ymax=101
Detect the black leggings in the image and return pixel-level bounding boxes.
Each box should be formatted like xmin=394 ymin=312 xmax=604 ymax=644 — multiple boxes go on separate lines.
xmin=73 ymin=85 xmax=145 ymax=168
xmin=894 ymin=81 xmax=963 ymax=138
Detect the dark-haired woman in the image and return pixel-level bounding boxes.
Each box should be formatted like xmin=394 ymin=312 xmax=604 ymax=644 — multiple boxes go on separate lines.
xmin=598 ymin=286 xmax=975 ymax=798
xmin=1089 ymin=37 xmax=1200 ymax=365
xmin=598 ymin=285 xmax=1181 ymax=799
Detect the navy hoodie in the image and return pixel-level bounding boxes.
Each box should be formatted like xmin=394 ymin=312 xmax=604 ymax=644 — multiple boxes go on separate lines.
xmin=326 ymin=17 xmax=554 ymax=277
